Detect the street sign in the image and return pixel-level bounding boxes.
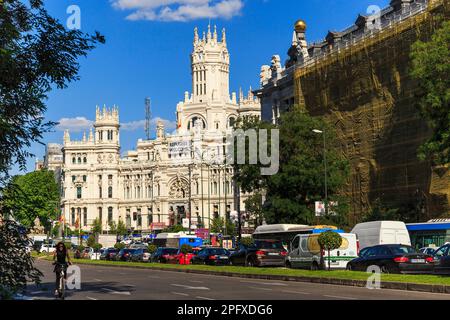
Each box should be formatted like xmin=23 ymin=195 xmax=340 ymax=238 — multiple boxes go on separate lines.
xmin=182 ymin=218 xmax=190 ymax=229
xmin=315 ymin=201 xmax=338 ymax=216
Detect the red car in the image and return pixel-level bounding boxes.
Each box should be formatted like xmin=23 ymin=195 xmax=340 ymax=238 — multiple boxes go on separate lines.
xmin=177 ymin=250 xmax=197 ymax=265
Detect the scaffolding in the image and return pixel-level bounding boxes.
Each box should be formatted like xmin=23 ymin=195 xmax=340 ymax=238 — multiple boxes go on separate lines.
xmin=293 ymin=0 xmax=449 ymax=222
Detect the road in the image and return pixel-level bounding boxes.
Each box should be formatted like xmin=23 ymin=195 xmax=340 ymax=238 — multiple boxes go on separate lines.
xmin=27 ymin=260 xmax=450 ymax=300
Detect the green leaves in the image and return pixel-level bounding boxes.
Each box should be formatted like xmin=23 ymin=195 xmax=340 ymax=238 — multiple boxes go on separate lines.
xmin=0 ymin=0 xmax=104 ymax=180
xmin=2 ymin=170 xmax=60 ymax=229
xmin=0 ymin=220 xmax=43 ymax=298
xmin=410 ymin=20 xmax=450 ymax=165
xmin=235 ymin=106 xmax=350 ymax=226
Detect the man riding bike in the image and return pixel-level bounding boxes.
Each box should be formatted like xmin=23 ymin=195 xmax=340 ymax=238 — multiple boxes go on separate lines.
xmin=53 ymin=242 xmax=72 ymax=296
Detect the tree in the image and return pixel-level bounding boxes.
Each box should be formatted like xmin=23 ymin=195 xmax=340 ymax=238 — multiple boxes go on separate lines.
xmin=86 ymin=235 xmax=95 ymax=248
xmin=116 ymin=219 xmax=128 ymax=237
xmin=0 ymin=0 xmax=104 ymax=180
xmin=108 ymin=221 xmax=117 ymax=234
xmin=210 ymin=217 xmax=224 ymax=234
xmin=163 ymin=225 xmax=185 ymax=233
xmin=318 ymin=231 xmax=343 ymax=271
xmin=2 ymin=170 xmax=60 ymax=230
xmin=244 ymin=192 xmax=264 ymax=227
xmin=239 ymin=237 xmax=254 ymax=247
xmin=410 ymin=20 xmax=450 ymax=165
xmin=147 ymin=244 xmax=157 ymax=255
xmin=0 ymin=220 xmax=42 ymax=299
xmin=236 ymin=106 xmax=350 ymax=226
xmin=114 ymin=242 xmax=125 ymax=250
xmin=92 ymin=218 xmax=102 ymax=242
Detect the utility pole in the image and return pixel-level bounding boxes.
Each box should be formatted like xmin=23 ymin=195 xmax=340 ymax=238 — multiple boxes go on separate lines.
xmin=234 ymin=164 xmax=242 ymax=243
xmin=188 ymin=164 xmax=192 ymax=235
xmin=145 ymin=97 xmax=151 ymax=140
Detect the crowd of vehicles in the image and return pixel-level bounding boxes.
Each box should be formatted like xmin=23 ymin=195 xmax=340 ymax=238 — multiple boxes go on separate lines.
xmin=34 ymin=221 xmax=450 ymax=275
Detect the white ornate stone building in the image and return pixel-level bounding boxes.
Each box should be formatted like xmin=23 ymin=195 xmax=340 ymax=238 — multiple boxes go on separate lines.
xmin=61 ymin=25 xmax=260 ymax=233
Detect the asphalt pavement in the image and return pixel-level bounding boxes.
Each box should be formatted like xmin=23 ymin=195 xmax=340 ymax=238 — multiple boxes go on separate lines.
xmin=27 ymin=260 xmax=450 ymax=300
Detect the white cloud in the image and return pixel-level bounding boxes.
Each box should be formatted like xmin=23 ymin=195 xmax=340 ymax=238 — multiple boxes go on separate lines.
xmin=56 ymin=117 xmax=94 ymax=132
xmin=110 ymin=0 xmax=243 ymax=22
xmin=56 ymin=116 xmax=177 ymax=134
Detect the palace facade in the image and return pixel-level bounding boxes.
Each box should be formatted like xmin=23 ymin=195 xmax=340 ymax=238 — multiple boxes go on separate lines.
xmin=60 ymin=25 xmax=260 ymax=233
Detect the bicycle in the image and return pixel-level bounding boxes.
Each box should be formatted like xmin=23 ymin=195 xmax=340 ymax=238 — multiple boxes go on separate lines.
xmin=54 ymin=262 xmax=68 ymax=300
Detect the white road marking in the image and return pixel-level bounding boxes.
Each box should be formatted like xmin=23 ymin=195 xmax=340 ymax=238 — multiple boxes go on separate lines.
xmin=248 ymin=286 xmax=273 ymax=291
xmin=189 ymin=280 xmax=204 ymax=283
xmin=30 ymin=291 xmax=45 ymax=295
xmin=323 ymin=295 xmax=357 ymax=300
xmin=171 ymin=284 xmax=210 ymax=290
xmin=124 ymin=284 xmax=136 ymax=287
xmin=86 ymin=296 xmax=98 ymax=300
xmin=281 ymin=290 xmax=311 ymax=295
xmin=93 ymin=278 xmax=102 ymax=282
xmin=172 ymin=292 xmax=189 ymax=297
xmin=196 ymin=296 xmax=215 ymax=300
xmin=103 ymin=288 xmax=131 ymax=296
xmin=240 ymin=280 xmax=288 ymax=286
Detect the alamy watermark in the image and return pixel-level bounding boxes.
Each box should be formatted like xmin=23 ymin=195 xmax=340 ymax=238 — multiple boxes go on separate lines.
xmin=66 ymin=5 xmax=81 ymax=30
xmin=168 ymin=126 xmax=280 ymax=176
xmin=366 ymin=265 xmax=381 ymax=290
xmin=66 ymin=265 xmax=81 ymax=290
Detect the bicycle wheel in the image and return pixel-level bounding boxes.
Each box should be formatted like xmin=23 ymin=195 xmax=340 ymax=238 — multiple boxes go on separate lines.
xmin=59 ymin=273 xmax=65 ymax=299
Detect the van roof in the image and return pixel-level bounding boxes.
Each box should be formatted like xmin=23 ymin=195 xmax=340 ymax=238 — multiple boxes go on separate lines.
xmin=253 ymin=224 xmax=312 ymax=234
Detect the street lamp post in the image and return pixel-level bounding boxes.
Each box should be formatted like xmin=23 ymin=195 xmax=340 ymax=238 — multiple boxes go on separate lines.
xmin=313 ymin=129 xmax=328 ymax=217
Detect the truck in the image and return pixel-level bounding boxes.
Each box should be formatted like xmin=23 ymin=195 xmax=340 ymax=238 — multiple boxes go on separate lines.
xmin=351 ymin=221 xmax=411 ymax=250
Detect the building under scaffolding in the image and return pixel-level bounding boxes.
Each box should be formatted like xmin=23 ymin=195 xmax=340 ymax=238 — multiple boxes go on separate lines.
xmin=257 ymin=0 xmax=449 ymax=223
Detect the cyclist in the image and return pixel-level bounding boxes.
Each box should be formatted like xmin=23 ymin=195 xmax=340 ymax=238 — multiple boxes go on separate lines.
xmin=53 ymin=242 xmax=72 ymax=296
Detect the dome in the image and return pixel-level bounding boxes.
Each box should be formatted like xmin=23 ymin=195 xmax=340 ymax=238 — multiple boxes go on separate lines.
xmin=294 ymin=19 xmax=307 ymax=32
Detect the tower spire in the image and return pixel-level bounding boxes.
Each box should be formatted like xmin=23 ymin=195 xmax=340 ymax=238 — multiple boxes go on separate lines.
xmin=207 ymin=23 xmax=212 ymax=42
xmin=222 ymin=28 xmax=227 ymax=45
xmin=194 ymin=27 xmax=199 ymax=44
xmin=213 ymin=25 xmax=218 ymax=42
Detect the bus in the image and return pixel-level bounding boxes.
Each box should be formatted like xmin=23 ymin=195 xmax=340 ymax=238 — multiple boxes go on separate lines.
xmin=153 ymin=232 xmax=203 ymax=248
xmin=253 ymin=224 xmax=343 ymax=251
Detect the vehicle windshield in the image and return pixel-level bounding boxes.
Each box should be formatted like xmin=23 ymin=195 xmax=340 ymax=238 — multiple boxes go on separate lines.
xmin=207 ymin=249 xmax=228 ymax=255
xmin=389 ymin=246 xmax=417 ymax=255
xmin=254 ymin=240 xmax=284 ymax=250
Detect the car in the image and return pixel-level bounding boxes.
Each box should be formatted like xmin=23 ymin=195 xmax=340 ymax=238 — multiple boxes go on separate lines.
xmin=419 ymin=247 xmax=436 ymax=256
xmin=150 ymin=247 xmax=179 ymax=263
xmin=81 ymin=247 xmax=94 ymax=259
xmin=176 ymin=249 xmax=198 ymax=265
xmin=131 ymin=248 xmax=151 ymax=262
xmin=230 ymin=240 xmax=288 ymax=267
xmin=191 ymin=248 xmax=231 ymax=265
xmin=100 ymin=248 xmax=118 ymax=261
xmin=116 ymin=248 xmax=137 ymax=261
xmin=347 ymin=244 xmax=434 ymax=274
xmin=39 ymin=243 xmax=56 ymax=253
xmin=432 ymin=244 xmax=450 ymax=275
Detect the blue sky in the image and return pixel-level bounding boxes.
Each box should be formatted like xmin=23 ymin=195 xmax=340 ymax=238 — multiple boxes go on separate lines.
xmin=14 ymin=0 xmax=390 ymax=175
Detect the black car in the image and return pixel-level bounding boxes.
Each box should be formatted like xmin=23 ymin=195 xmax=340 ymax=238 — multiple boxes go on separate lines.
xmin=131 ymin=248 xmax=151 ymax=262
xmin=150 ymin=247 xmax=179 ymax=263
xmin=347 ymin=244 xmax=434 ymax=274
xmin=116 ymin=249 xmax=137 ymax=262
xmin=432 ymin=244 xmax=450 ymax=274
xmin=100 ymin=248 xmax=118 ymax=261
xmin=191 ymin=248 xmax=231 ymax=266
xmin=230 ymin=240 xmax=288 ymax=267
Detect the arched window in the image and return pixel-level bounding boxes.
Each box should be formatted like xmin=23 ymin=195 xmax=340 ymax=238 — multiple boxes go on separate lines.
xmin=108 ymin=186 xmax=113 ymax=198
xmin=228 ymin=117 xmax=236 ymax=128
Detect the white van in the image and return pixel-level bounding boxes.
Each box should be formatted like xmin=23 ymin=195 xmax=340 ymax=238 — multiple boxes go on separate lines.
xmin=286 ymin=233 xmax=358 ymax=270
xmin=351 ymin=221 xmax=411 ymax=250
